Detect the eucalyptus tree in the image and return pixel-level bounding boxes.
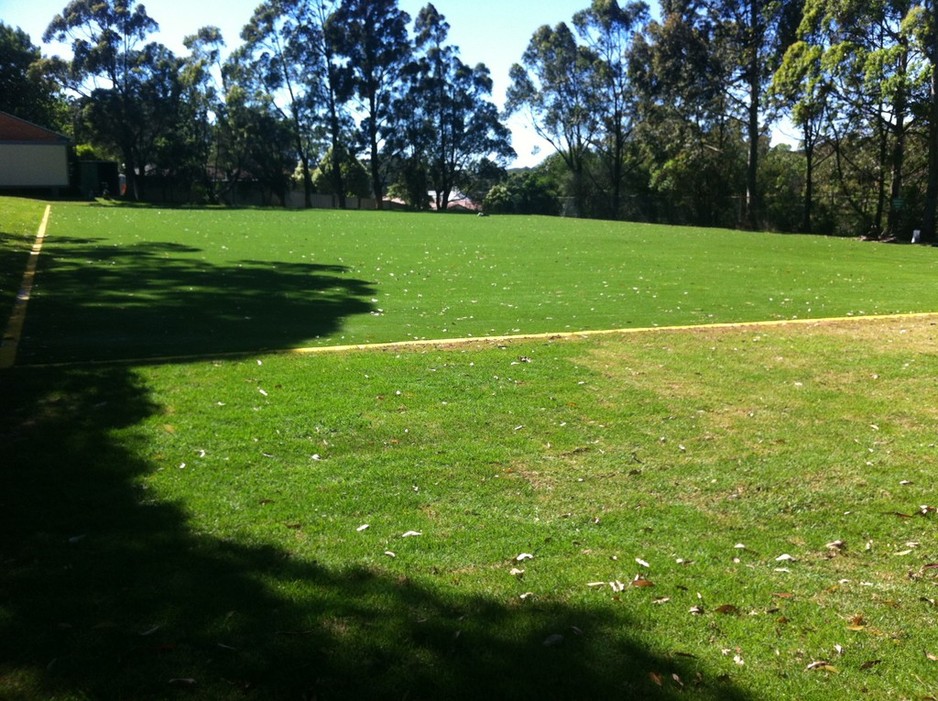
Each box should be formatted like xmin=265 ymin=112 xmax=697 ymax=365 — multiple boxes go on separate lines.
xmin=331 ymin=0 xmax=412 ymax=208
xmin=44 ymin=0 xmax=160 ymax=199
xmin=706 ymin=0 xmax=803 ymax=228
xmin=572 ymin=0 xmax=649 ymax=219
xmin=0 ymin=23 xmax=65 ymax=129
xmin=773 ymin=33 xmax=832 ymax=231
xmin=404 ymin=4 xmax=514 ymax=211
xmin=797 ymin=0 xmax=930 ymax=237
xmin=629 ymin=0 xmax=745 ymax=226
xmin=240 ymin=0 xmax=330 ymax=208
xmin=507 ymin=22 xmax=603 ymax=217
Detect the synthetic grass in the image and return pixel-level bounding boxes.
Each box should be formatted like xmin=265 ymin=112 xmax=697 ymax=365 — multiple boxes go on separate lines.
xmin=2 ymin=316 xmax=937 ymax=700
xmin=11 ymin=201 xmax=938 ymax=364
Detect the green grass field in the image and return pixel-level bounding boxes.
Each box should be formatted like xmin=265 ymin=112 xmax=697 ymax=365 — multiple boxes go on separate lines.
xmin=2 ymin=198 xmax=937 ymax=700
xmin=9 ymin=200 xmax=938 ymax=364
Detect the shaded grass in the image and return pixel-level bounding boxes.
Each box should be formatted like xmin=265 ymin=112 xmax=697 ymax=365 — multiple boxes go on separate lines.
xmin=0 ymin=197 xmax=47 ymax=324
xmin=12 ymin=201 xmax=938 ymax=364
xmin=3 ymin=316 xmax=937 ymax=699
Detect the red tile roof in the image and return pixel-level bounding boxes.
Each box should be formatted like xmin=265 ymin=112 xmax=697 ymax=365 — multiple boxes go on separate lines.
xmin=0 ymin=111 xmax=68 ymax=143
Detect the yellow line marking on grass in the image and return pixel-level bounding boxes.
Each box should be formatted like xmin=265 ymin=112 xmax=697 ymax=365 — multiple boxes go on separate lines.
xmin=1 ymin=205 xmax=52 ymax=369
xmin=288 ymin=312 xmax=938 ymax=356
xmin=13 ymin=311 xmax=938 ymax=369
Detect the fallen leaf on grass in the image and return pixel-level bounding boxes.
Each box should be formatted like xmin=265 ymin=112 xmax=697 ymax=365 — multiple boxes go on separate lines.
xmin=652 ymin=597 xmax=671 ymax=605
xmin=384 ymin=551 xmax=396 ymax=558
xmin=356 ymin=524 xmax=369 ymax=532
xmin=635 ymin=557 xmax=650 ymax=568
xmin=775 ymin=553 xmax=797 ymax=562
xmin=926 ymin=651 xmax=938 ymax=662
xmin=826 ymin=540 xmax=846 ymax=551
xmin=610 ymin=580 xmax=627 ymax=592
xmin=649 ymin=672 xmax=664 ymax=687
xmin=169 ymin=678 xmax=197 ymax=687
xmin=402 ymin=531 xmax=422 ymax=537
xmin=509 ymin=568 xmax=525 ymax=577
xmin=586 ymin=581 xmax=605 ymax=588
xmin=847 ymin=614 xmax=866 ymax=631
xmin=715 ymin=604 xmax=739 ymax=615
xmin=689 ymin=605 xmax=704 ymax=615
xmin=631 ymin=575 xmax=654 ymax=588
xmin=805 ymin=661 xmax=837 ymax=672
xmin=516 ymin=553 xmax=534 ymax=561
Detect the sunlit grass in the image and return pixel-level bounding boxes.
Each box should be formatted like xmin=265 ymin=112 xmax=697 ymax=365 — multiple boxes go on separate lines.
xmin=3 ymin=199 xmax=938 ymax=699
xmin=12 ymin=200 xmax=938 ymax=363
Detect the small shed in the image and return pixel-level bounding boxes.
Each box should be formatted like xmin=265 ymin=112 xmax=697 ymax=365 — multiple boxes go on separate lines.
xmin=0 ymin=111 xmax=69 ymax=191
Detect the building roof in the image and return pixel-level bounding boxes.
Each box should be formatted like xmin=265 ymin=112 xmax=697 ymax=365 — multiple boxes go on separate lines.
xmin=0 ymin=111 xmax=68 ymax=144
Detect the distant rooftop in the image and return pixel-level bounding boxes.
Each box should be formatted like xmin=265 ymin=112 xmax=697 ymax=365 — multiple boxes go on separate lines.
xmin=0 ymin=112 xmax=68 ymax=143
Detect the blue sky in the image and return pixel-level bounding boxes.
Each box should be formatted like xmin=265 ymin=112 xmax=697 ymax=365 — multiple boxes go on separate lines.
xmin=1 ymin=0 xmax=597 ymax=166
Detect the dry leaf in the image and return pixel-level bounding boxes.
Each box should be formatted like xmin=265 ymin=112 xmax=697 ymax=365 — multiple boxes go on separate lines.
xmin=689 ymin=605 xmax=704 ymax=615
xmin=733 ymin=654 xmax=745 ymax=666
xmin=586 ymin=581 xmax=605 ymax=588
xmin=805 ymin=661 xmax=837 ymax=672
xmin=635 ymin=557 xmax=651 ymax=568
xmin=402 ymin=531 xmax=422 ymax=537
xmin=826 ymin=540 xmax=846 ymax=551
xmin=926 ymin=651 xmax=938 ymax=662
xmin=509 ymin=567 xmax=525 ymax=577
xmin=519 ymin=592 xmax=534 ymax=600
xmin=356 ymin=524 xmax=369 ymax=532
xmin=384 ymin=551 xmax=396 ymax=558
xmin=610 ymin=580 xmax=626 ymax=592
xmin=631 ymin=575 xmax=654 ymax=587
xmin=516 ymin=553 xmax=534 ymax=561
xmin=652 ymin=597 xmax=671 ymax=605
xmin=649 ymin=672 xmax=664 ymax=687
xmin=775 ymin=553 xmax=797 ymax=562
xmin=715 ymin=604 xmax=739 ymax=615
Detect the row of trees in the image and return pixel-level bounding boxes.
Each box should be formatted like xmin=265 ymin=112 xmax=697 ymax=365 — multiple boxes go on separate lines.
xmin=3 ymin=0 xmax=513 ymax=209
xmin=4 ymin=0 xmax=938 ymax=239
xmin=505 ymin=0 xmax=938 ymax=239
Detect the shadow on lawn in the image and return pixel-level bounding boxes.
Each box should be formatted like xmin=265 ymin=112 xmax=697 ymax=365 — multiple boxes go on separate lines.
xmin=17 ymin=238 xmax=376 ymax=364
xmin=0 ymin=365 xmax=756 ymax=701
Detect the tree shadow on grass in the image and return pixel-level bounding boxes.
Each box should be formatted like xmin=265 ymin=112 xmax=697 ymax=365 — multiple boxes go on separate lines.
xmin=0 ymin=365 xmax=756 ymax=700
xmin=17 ymin=238 xmax=376 ymax=365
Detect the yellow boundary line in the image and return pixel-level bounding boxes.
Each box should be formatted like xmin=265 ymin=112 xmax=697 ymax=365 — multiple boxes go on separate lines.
xmin=288 ymin=311 xmax=938 ymax=356
xmin=17 ymin=310 xmax=938 ymax=369
xmin=0 ymin=205 xmax=52 ymax=369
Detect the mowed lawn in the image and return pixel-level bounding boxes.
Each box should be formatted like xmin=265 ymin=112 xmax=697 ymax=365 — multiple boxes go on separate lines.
xmin=8 ymin=200 xmax=938 ymax=364
xmin=2 ymin=199 xmax=938 ymax=700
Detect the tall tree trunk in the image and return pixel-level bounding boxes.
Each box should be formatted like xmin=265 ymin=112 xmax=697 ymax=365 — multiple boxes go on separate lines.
xmin=922 ymin=2 xmax=938 ymax=243
xmin=886 ymin=48 xmax=908 ymax=238
xmin=803 ymin=128 xmax=814 ymax=233
xmin=743 ymin=0 xmax=761 ymax=230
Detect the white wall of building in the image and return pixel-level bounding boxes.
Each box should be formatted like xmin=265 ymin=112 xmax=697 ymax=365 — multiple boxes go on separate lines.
xmin=0 ymin=143 xmax=69 ymax=187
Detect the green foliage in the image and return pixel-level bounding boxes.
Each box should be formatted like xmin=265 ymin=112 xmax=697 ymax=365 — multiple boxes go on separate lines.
xmin=0 ymin=23 xmax=66 ymax=130
xmin=483 ymin=169 xmax=559 ymax=215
